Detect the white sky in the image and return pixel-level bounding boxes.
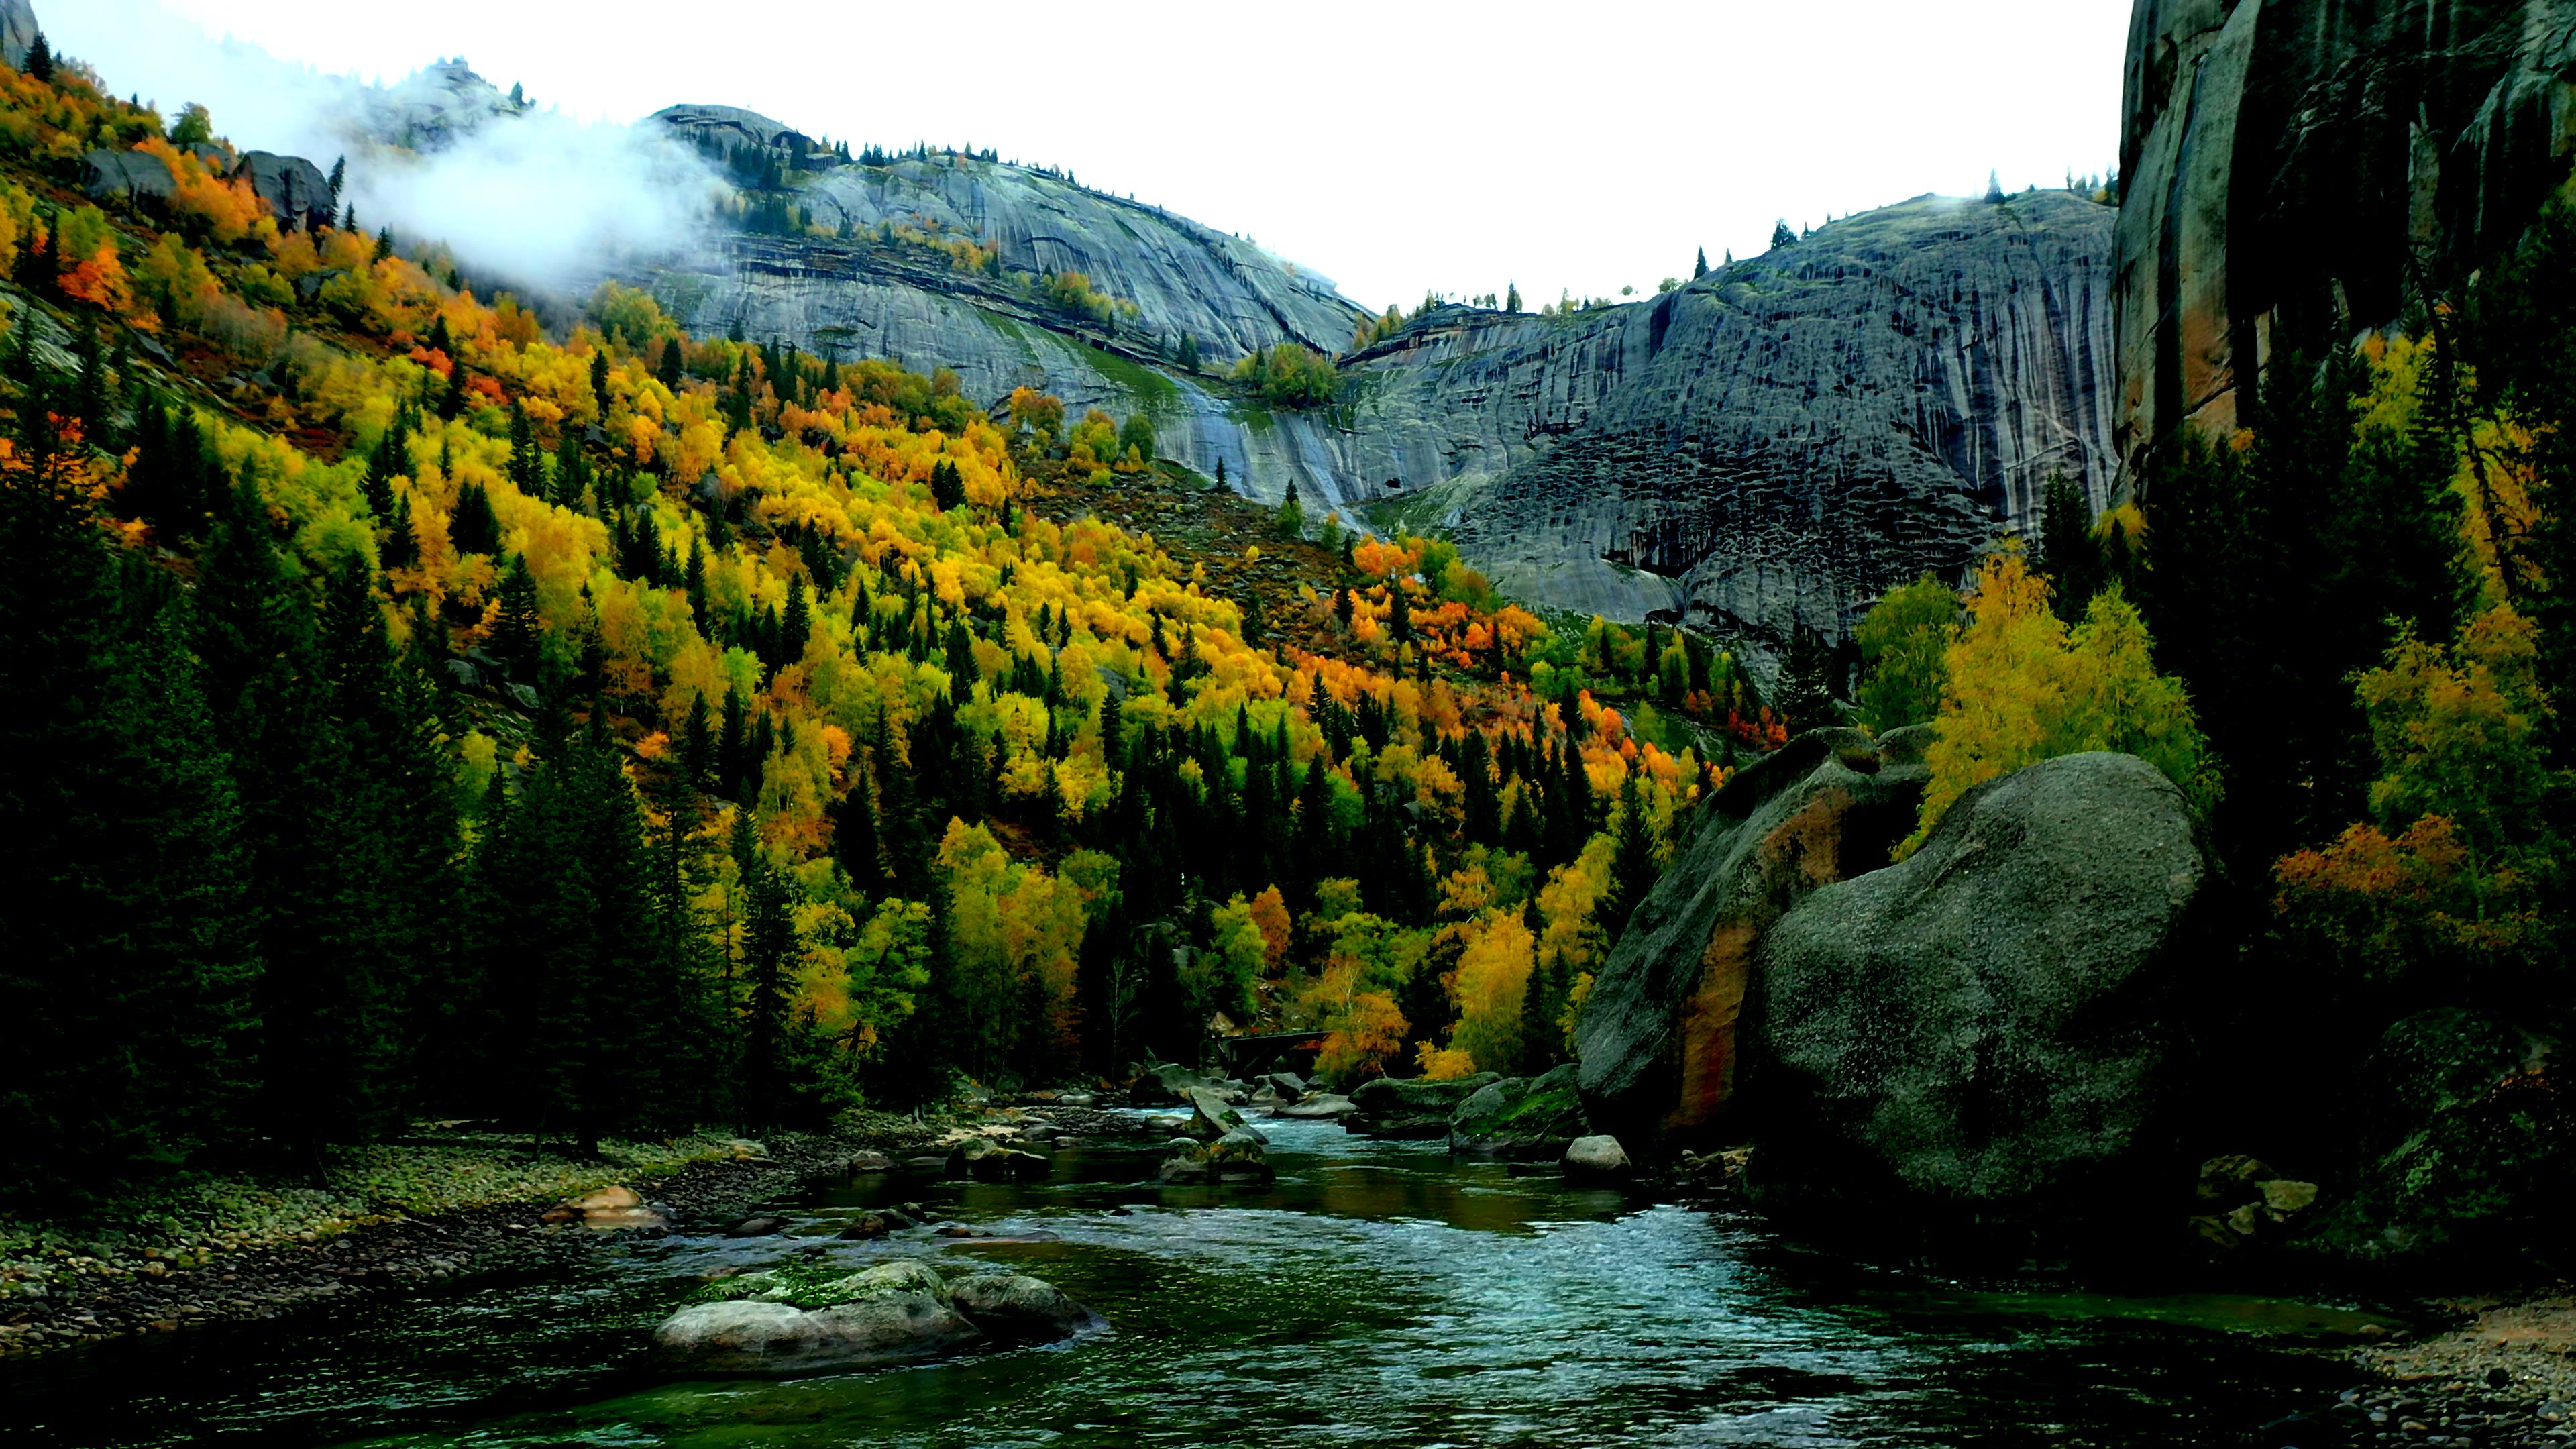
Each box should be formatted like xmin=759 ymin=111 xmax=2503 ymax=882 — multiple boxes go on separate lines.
xmin=48 ymin=0 xmax=2133 ymax=312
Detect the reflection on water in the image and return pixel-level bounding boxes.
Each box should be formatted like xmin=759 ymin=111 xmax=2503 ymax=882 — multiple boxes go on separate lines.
xmin=0 ymin=1116 xmax=2369 ymax=1448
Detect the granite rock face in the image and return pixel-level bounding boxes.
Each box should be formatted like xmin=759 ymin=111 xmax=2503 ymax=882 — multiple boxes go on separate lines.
xmin=1 ymin=0 xmax=36 ymax=70
xmin=2116 ymin=0 xmax=2576 ymax=472
xmin=1574 ymin=727 xmax=1933 ymax=1150
xmin=237 ymin=152 xmax=333 ymax=229
xmin=1741 ymin=752 xmax=2212 ymax=1252
xmin=1419 ymin=194 xmax=2116 ymax=662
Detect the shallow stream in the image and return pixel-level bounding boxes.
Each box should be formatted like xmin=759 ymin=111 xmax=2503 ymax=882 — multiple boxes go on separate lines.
xmin=0 ymin=1116 xmax=2385 ymax=1447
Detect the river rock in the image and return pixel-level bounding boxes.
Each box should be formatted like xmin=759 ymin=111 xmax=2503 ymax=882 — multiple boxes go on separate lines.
xmin=1740 ymin=752 xmax=2210 ymax=1251
xmin=723 ymin=1215 xmax=790 ymax=1238
xmin=848 ymin=1152 xmax=897 ymax=1173
xmin=1273 ymin=1093 xmax=1356 ymax=1120
xmin=1563 ymin=1136 xmax=1633 ymax=1180
xmin=947 ymin=1274 xmax=1093 ymax=1342
xmin=969 ymin=1148 xmax=1051 ymax=1183
xmin=1577 ymin=727 xmax=1933 ymax=1149
xmin=1346 ymin=1073 xmax=1503 ymax=1139
xmin=1186 ymin=1088 xmax=1255 ymax=1142
xmin=2297 ymin=1009 xmax=2571 ymax=1278
xmin=1258 ymin=1072 xmax=1307 ymax=1103
xmin=654 ymin=1258 xmax=983 ymax=1374
xmin=1156 ymin=1140 xmax=1212 ymax=1185
xmin=1134 ymin=1061 xmax=1216 ymax=1105
xmin=557 ymin=1185 xmax=668 ymax=1232
xmin=1449 ymin=1063 xmax=1589 ymax=1159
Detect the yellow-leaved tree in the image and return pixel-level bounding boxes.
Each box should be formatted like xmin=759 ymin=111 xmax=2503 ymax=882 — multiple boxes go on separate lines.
xmin=1905 ymin=548 xmax=2218 ymax=856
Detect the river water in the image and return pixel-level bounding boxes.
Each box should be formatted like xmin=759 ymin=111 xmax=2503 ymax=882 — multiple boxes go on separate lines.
xmin=0 ymin=1116 xmax=2386 ymax=1448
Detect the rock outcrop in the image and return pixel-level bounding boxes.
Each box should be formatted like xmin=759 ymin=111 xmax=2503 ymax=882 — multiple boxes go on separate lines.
xmin=1740 ymin=752 xmax=2212 ymax=1252
xmin=2116 ymin=0 xmax=2576 ymax=472
xmin=1399 ymin=195 xmax=2117 ymax=659
xmin=1574 ymin=727 xmax=1933 ymax=1149
xmin=0 ymin=0 xmax=35 ymax=71
xmin=236 ymin=152 xmax=333 ymax=230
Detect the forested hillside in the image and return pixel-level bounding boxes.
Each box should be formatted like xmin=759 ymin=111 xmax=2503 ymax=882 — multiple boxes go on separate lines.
xmin=0 ymin=44 xmax=1794 ymax=1195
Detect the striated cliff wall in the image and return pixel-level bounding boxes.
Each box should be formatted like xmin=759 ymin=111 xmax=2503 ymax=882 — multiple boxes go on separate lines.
xmin=1371 ymin=193 xmax=2118 ymax=657
xmin=2116 ymin=0 xmax=2576 ymax=472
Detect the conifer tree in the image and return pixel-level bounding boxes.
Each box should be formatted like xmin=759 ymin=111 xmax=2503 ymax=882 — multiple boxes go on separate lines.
xmin=0 ymin=448 xmax=262 ymax=1187
xmin=1694 ymin=247 xmax=1709 ymax=279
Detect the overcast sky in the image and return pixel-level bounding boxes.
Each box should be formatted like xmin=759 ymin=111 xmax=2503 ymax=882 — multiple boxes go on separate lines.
xmin=48 ymin=0 xmax=2132 ymax=311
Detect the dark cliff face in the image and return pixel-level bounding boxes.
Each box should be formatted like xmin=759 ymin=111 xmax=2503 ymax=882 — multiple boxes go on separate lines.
xmin=2116 ymin=0 xmax=2576 ymax=471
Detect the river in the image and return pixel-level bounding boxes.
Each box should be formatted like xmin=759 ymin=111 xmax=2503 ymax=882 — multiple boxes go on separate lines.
xmin=0 ymin=1114 xmax=2385 ymax=1447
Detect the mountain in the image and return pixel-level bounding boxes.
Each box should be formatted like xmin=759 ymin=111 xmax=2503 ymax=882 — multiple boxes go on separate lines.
xmin=624 ymin=105 xmax=2117 ymax=663
xmin=2115 ymin=0 xmax=2576 ymax=471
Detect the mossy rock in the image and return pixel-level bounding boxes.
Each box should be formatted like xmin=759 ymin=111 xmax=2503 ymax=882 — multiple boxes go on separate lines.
xmin=688 ymin=1258 xmax=951 ymax=1311
xmin=1449 ymin=1063 xmax=1589 ymax=1159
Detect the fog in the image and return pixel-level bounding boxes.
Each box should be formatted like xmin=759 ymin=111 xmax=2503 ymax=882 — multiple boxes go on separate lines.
xmin=50 ymin=0 xmax=718 ymax=291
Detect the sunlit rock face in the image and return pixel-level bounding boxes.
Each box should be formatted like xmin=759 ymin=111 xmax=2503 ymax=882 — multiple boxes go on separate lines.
xmin=2115 ymin=0 xmax=2576 ymax=473
xmin=629 ymin=110 xmax=2116 ymax=661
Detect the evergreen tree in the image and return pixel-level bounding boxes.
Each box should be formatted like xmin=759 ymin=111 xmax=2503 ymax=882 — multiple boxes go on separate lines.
xmin=0 ymin=453 xmax=261 ymax=1189
xmin=492 ymin=553 xmax=543 ymax=680
xmin=1505 ymin=282 xmax=1521 ymax=313
xmin=450 ymin=480 xmax=500 ymax=555
xmin=23 ymin=31 xmax=52 ymax=84
xmin=1276 ymin=479 xmax=1304 ymax=539
xmin=736 ymin=818 xmax=800 ymax=1126
xmin=2034 ymin=472 xmax=2104 ymax=622
xmin=1602 ymin=773 xmax=1658 ymax=938
xmin=1772 ymin=219 xmax=1796 ymax=249
xmin=1694 ymin=247 xmax=1709 ymax=279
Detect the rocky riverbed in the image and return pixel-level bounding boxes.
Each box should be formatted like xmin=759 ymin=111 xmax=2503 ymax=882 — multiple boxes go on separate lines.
xmin=0 ymin=1127 xmax=947 ymax=1361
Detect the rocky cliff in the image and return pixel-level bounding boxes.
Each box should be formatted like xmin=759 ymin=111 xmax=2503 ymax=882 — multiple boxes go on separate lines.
xmin=1383 ymin=193 xmax=2116 ymax=653
xmin=2116 ymin=0 xmax=2576 ymax=472
xmin=1 ymin=0 xmax=34 ymax=69
xmin=629 ymin=131 xmax=2117 ymax=659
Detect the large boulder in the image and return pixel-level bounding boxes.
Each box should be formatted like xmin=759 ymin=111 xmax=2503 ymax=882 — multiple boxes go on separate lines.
xmin=1741 ymin=752 xmax=2212 ymax=1252
xmin=1576 ymin=727 xmax=1933 ymax=1148
xmin=1135 ymin=1060 xmax=1217 ymax=1105
xmin=84 ymin=149 xmax=178 ymax=209
xmin=654 ymin=1260 xmax=982 ymax=1373
xmin=948 ymin=1274 xmax=1093 ymax=1341
xmin=1346 ymin=1073 xmax=1502 ymax=1139
xmin=656 ymin=1258 xmax=1097 ymax=1373
xmin=235 ymin=152 xmax=333 ymax=229
xmin=1448 ymin=1063 xmax=1589 ymax=1159
xmin=1185 ymin=1087 xmax=1252 ymax=1142
xmin=1563 ymin=1135 xmax=1634 ymax=1180
xmin=2298 ymin=1010 xmax=2571 ymax=1279
xmin=1272 ymin=1093 xmax=1356 ymax=1120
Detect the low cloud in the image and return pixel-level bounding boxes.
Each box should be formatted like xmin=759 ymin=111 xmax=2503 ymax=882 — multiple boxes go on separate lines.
xmin=48 ymin=0 xmax=718 ymax=292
